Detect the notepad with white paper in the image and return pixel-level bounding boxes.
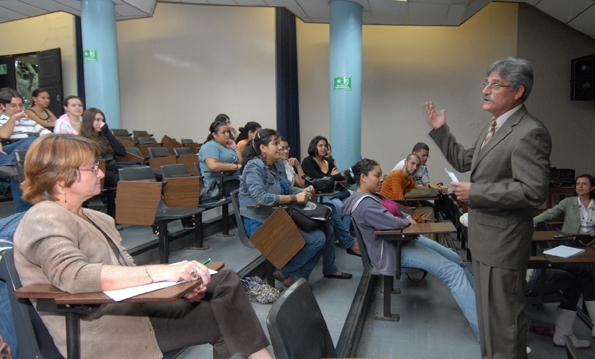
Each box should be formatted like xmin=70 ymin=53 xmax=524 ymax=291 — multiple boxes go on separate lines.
xmin=103 ymin=268 xmax=218 ymax=302
xmin=543 ymin=245 xmax=585 ymax=258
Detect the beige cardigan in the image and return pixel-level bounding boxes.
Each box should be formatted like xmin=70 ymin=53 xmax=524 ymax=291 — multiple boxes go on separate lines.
xmin=14 ymin=201 xmax=162 ymax=359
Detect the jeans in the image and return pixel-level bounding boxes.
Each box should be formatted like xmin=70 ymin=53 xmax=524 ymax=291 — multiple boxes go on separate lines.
xmin=243 ymin=218 xmax=335 ymax=280
xmin=322 ymin=197 xmax=355 ymax=249
xmin=11 ymin=179 xmax=31 ymax=213
xmin=0 ymin=138 xmax=36 ymax=166
xmin=0 ymin=279 xmax=19 ymax=359
xmin=0 ymin=212 xmax=26 ymax=359
xmin=401 ymin=235 xmax=479 ymax=340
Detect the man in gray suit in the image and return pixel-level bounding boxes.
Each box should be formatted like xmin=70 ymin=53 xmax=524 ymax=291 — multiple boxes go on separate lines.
xmin=425 ymin=57 xmax=551 ymax=359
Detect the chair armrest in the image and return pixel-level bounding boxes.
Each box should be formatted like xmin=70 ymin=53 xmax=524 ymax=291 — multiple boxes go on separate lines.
xmin=116 ymin=152 xmax=146 ymax=165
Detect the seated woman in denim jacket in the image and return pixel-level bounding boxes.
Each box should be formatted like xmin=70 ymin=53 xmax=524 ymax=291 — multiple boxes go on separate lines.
xmin=239 ymin=129 xmax=350 ymax=287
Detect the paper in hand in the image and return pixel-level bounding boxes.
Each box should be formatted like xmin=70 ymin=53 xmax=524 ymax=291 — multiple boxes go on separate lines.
xmin=445 ymin=168 xmax=459 ymax=182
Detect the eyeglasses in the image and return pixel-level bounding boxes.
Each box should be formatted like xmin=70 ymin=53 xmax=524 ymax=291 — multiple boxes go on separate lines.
xmin=482 ymin=82 xmax=512 ymax=91
xmin=77 ymin=162 xmax=100 ymax=175
xmin=7 ymin=103 xmax=24 ymax=109
xmin=279 ymin=147 xmax=290 ymax=152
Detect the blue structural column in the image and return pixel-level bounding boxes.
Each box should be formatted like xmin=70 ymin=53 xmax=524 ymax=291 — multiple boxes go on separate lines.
xmin=329 ymin=0 xmax=362 ymax=171
xmin=81 ymin=0 xmax=121 ymax=127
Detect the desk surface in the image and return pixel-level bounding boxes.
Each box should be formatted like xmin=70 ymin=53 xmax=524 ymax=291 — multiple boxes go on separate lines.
xmin=532 ymin=230 xmax=569 ymax=242
xmin=16 ymin=261 xmax=224 ymax=305
xmin=393 ymin=197 xmax=439 ymax=202
xmin=374 ymin=222 xmax=456 ymax=236
xmin=544 ymin=246 xmax=595 ymax=264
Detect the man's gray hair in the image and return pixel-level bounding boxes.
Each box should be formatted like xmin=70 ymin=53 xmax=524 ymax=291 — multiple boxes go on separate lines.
xmin=487 ymin=57 xmax=533 ymax=102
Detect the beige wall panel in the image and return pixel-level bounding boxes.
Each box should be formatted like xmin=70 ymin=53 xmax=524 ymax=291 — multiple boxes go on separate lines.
xmin=518 ymin=4 xmax=595 ymax=177
xmin=116 ymin=3 xmax=276 ymax=142
xmin=0 ymin=12 xmax=78 ymax=102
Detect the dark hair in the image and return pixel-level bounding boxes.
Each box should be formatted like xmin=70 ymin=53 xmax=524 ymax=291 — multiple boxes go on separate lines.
xmin=0 ymin=88 xmax=23 ymax=106
xmin=30 ymin=88 xmax=49 ymax=106
xmin=487 ymin=57 xmax=533 ymax=102
xmin=344 ymin=158 xmax=380 ymax=186
xmin=576 ymin=174 xmax=595 ymax=199
xmin=235 ymin=121 xmax=262 ymax=142
xmin=80 ymin=108 xmax=105 ymax=137
xmin=307 ymin=136 xmax=328 ymax=157
xmin=214 ymin=113 xmax=229 ymax=123
xmin=205 ymin=120 xmax=229 ymax=142
xmin=405 ymin=153 xmax=420 ymax=162
xmin=412 ymin=142 xmax=429 ymax=153
xmin=241 ymin=128 xmax=279 ymax=169
xmin=63 ymin=95 xmax=82 ymax=108
xmin=279 ymin=136 xmax=288 ymax=143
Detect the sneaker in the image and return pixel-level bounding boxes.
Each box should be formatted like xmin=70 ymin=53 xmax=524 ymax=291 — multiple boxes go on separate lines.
xmin=0 ymin=165 xmax=19 ymax=181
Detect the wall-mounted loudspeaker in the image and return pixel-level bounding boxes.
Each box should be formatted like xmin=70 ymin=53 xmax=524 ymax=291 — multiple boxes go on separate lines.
xmin=571 ymin=54 xmax=595 ymax=101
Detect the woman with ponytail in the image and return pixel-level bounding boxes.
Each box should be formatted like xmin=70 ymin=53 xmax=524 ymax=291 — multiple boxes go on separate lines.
xmin=235 ymin=121 xmax=261 ymax=163
xmin=341 ymin=158 xmax=479 ymax=340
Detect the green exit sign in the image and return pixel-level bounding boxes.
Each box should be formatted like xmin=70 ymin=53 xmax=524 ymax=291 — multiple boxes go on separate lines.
xmin=83 ymin=49 xmax=98 ymax=62
xmin=0 ymin=64 xmax=7 ymax=75
xmin=334 ymin=76 xmax=352 ymax=90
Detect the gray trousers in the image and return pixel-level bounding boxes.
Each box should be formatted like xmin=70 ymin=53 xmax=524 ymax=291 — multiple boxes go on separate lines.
xmin=146 ymin=268 xmax=269 ymax=359
xmin=472 ymin=259 xmax=527 ymax=359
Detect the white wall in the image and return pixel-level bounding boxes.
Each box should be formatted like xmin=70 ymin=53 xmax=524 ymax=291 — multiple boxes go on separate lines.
xmin=116 ymin=3 xmax=277 ymax=142
xmin=0 ymin=12 xmax=78 ymax=100
xmin=297 ymin=3 xmax=519 ymax=184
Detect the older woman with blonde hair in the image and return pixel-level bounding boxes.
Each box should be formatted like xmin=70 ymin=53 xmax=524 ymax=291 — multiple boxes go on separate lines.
xmin=13 ymin=134 xmax=272 ymax=359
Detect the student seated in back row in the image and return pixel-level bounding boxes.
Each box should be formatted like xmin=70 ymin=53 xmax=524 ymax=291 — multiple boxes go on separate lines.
xmin=341 ymin=158 xmax=479 ymax=340
xmin=0 ymin=88 xmax=52 ymax=212
xmin=380 ymin=153 xmax=434 ymax=223
xmin=393 ymin=142 xmax=447 ymax=193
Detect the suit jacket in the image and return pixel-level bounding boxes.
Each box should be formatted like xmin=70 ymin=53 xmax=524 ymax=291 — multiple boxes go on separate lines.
xmin=430 ymin=105 xmax=551 ymax=270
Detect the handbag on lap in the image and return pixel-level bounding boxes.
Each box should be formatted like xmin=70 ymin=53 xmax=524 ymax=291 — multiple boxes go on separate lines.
xmin=285 ymin=201 xmax=332 ymax=232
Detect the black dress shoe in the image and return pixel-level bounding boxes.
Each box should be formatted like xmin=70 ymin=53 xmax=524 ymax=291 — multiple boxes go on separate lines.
xmin=323 ymin=272 xmax=352 ymax=279
xmin=346 ymin=248 xmax=361 ymax=257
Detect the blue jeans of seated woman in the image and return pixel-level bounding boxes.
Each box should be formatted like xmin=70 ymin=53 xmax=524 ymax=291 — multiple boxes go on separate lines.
xmin=243 ymin=219 xmax=337 ymax=280
xmin=321 ymin=197 xmax=355 ymax=249
xmin=0 ymin=213 xmax=26 ymax=359
xmin=401 ymin=235 xmax=479 ymax=340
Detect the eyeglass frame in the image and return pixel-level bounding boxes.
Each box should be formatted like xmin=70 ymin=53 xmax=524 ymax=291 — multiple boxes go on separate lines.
xmin=482 ymin=82 xmax=512 ymax=91
xmin=279 ymin=147 xmax=291 ymax=152
xmin=77 ymin=161 xmax=100 ymax=175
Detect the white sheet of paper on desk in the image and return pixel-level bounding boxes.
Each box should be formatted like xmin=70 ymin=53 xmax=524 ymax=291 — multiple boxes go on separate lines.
xmin=543 ymin=245 xmax=585 ymax=258
xmin=445 ymin=168 xmax=459 ymax=182
xmin=104 ymin=281 xmax=179 ymax=302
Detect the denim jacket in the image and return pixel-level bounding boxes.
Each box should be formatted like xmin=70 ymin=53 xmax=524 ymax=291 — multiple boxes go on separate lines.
xmin=239 ymin=158 xmax=301 ymax=222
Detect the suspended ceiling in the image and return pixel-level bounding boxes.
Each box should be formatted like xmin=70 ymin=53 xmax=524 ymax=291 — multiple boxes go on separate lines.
xmin=1 ymin=0 xmax=594 ymax=40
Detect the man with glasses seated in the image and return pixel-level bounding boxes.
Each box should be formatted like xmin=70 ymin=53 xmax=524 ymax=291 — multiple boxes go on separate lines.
xmin=0 ymin=88 xmax=52 ymax=212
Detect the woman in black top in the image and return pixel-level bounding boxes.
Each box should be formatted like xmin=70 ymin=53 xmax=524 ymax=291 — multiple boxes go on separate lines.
xmin=79 ymin=108 xmax=127 ymax=187
xmin=25 ymin=88 xmax=57 ymax=128
xmin=302 ymin=136 xmax=360 ymax=256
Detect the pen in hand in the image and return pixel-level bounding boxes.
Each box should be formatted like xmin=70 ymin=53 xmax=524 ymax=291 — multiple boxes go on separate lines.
xmin=203 ymin=258 xmax=211 ymax=265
